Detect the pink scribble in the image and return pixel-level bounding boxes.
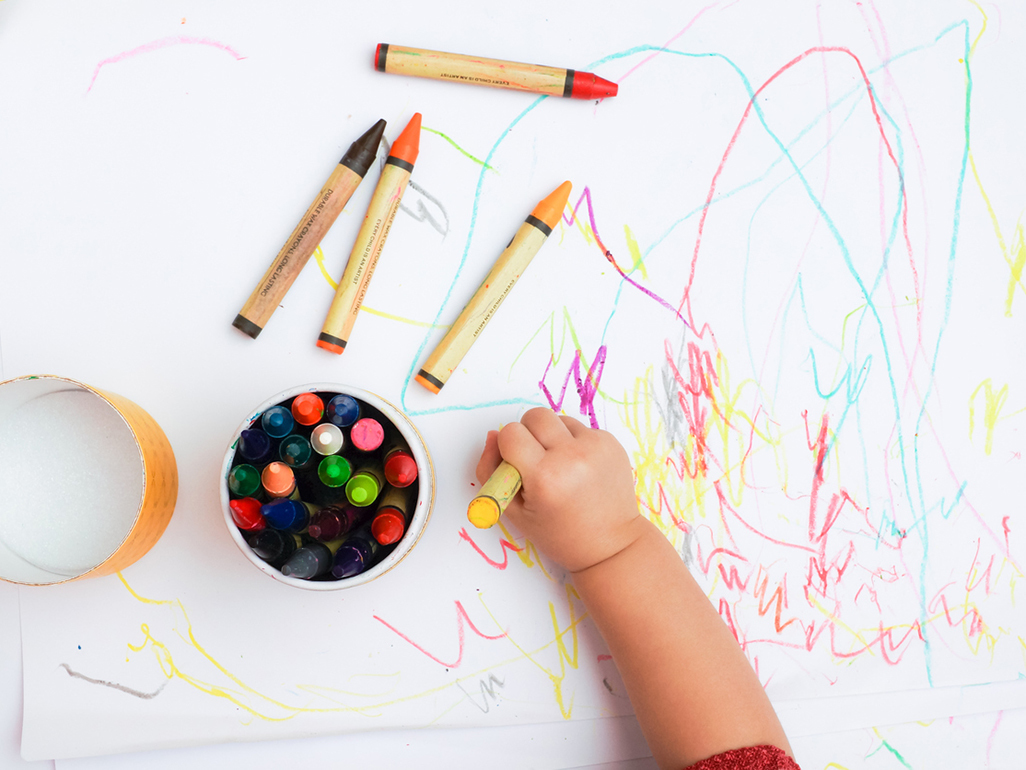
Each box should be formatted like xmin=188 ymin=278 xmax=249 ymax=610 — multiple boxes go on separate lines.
xmin=87 ymin=36 xmax=245 ymax=92
xmin=458 ymin=527 xmax=523 ymax=570
xmin=539 ymin=345 xmax=607 ymax=429
xmin=374 ymin=600 xmax=506 ymax=669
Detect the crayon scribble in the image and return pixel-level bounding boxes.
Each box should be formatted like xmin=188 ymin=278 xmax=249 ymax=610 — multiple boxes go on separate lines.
xmin=86 ymin=36 xmax=245 ymax=92
xmin=59 ymin=663 xmax=168 ymax=700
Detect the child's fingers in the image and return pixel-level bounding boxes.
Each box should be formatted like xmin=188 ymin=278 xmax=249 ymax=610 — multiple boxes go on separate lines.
xmin=521 ymin=407 xmax=574 ymax=449
xmin=475 ymin=430 xmax=502 ymax=485
xmin=496 ymin=420 xmax=546 ymax=471
xmin=558 ymin=414 xmax=590 ymax=437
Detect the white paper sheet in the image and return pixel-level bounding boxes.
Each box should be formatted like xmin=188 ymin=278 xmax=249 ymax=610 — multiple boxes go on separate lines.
xmin=2 ymin=0 xmax=1024 ymax=761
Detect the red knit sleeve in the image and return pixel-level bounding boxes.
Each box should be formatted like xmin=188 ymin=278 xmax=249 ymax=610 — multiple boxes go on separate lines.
xmin=682 ymin=744 xmax=801 ymax=770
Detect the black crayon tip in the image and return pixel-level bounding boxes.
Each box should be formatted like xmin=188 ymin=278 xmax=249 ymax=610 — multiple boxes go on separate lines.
xmin=232 ymin=314 xmax=262 ymax=339
xmin=340 ymin=119 xmax=387 ymax=177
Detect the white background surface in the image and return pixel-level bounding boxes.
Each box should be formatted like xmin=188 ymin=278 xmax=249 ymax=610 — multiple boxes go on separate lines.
xmin=2 ymin=0 xmax=1026 ymax=766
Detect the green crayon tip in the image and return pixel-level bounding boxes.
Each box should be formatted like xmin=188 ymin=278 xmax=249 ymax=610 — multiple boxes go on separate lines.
xmin=228 ymin=464 xmax=261 ymax=497
xmin=318 ymin=455 xmax=353 ymax=488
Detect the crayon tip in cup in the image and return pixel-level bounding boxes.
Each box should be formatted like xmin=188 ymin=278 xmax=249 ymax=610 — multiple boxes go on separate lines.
xmin=372 ymin=511 xmax=405 ymax=545
xmin=467 ymin=497 xmax=502 ymax=529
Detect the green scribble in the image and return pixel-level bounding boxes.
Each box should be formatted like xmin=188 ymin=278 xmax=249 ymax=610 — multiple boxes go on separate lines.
xmin=422 ymin=127 xmax=497 ymax=172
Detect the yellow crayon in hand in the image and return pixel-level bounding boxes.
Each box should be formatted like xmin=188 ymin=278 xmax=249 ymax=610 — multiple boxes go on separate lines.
xmin=467 ymin=460 xmax=522 ymax=529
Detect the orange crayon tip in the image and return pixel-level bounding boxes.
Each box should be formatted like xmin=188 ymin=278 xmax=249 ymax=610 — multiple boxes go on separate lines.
xmin=316 ymin=339 xmax=344 ymax=355
xmin=414 ymin=373 xmax=442 ymax=394
xmin=261 ymin=462 xmax=295 ymax=497
xmin=291 ymin=393 xmax=324 ymax=426
xmin=531 ymin=180 xmax=572 ymax=232
xmin=388 ymin=112 xmax=422 ymax=166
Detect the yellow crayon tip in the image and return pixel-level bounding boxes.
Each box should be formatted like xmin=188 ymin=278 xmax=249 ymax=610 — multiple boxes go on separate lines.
xmin=531 ymin=180 xmax=572 ymax=232
xmin=467 ymin=496 xmax=502 ymax=529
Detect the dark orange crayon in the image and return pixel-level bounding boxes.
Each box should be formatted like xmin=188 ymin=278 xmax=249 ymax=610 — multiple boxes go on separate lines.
xmin=291 ymin=393 xmax=324 ymax=426
xmin=318 ymin=114 xmax=422 ymax=354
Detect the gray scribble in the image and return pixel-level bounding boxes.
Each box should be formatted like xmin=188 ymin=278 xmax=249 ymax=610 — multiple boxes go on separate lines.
xmin=378 ymin=135 xmax=450 ymax=236
xmin=456 ymin=673 xmax=505 ymax=713
xmin=401 ymin=179 xmax=450 ymax=237
xmin=59 ymin=663 xmax=168 ymax=700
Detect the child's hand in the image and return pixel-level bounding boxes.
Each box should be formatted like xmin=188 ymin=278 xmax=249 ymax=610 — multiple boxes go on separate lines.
xmin=475 ymin=407 xmax=644 ymax=573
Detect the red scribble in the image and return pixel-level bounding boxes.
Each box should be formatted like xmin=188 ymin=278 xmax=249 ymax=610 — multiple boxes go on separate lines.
xmin=597 ymin=654 xmax=613 ymax=662
xmin=374 ymin=601 xmax=506 ymax=669
xmin=458 ymin=527 xmax=523 ymax=570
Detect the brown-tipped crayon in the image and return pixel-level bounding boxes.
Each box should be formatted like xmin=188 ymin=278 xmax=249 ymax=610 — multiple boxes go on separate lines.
xmin=375 ymin=44 xmax=618 ymax=100
xmin=317 ymin=113 xmax=421 ymax=354
xmin=416 ymin=181 xmax=571 ymax=393
xmin=233 ymin=119 xmax=387 ymax=339
xmin=467 ymin=460 xmax=521 ymax=529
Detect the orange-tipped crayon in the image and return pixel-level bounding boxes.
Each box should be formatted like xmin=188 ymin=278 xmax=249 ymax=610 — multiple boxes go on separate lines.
xmin=261 ymin=461 xmax=298 ymax=499
xmin=291 ymin=393 xmax=324 ymax=426
xmin=318 ymin=114 xmax=422 ymax=354
xmin=416 ymin=181 xmax=571 ymax=393
xmin=375 ymin=45 xmax=617 ymax=100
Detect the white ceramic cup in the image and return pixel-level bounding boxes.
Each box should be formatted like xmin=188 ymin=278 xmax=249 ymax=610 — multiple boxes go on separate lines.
xmin=220 ymin=383 xmax=433 ymax=590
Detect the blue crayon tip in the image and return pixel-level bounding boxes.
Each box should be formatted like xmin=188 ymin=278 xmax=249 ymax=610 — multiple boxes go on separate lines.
xmin=325 ymin=394 xmax=360 ymax=428
xmin=261 ymin=499 xmax=308 ymax=532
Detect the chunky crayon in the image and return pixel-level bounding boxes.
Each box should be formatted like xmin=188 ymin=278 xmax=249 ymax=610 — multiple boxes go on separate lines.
xmin=416 ymin=181 xmax=572 ymax=393
xmin=331 ymin=526 xmax=382 ymax=578
xmin=279 ymin=434 xmax=314 ymax=470
xmin=467 ymin=460 xmax=522 ymax=529
xmin=318 ymin=113 xmax=422 ymax=353
xmin=261 ymin=498 xmax=318 ymax=533
xmin=383 ymin=444 xmax=418 ymax=488
xmin=229 ymin=497 xmax=265 ymax=531
xmin=317 ymin=455 xmax=353 ymax=488
xmin=261 ymin=405 xmax=295 ymax=439
xmin=238 ymin=428 xmax=274 ymax=465
xmin=308 ymin=504 xmax=369 ymax=541
xmin=261 ymin=461 xmax=299 ymax=499
xmin=345 ymin=462 xmax=385 ymax=507
xmin=291 ymin=393 xmax=324 ymax=426
xmin=246 ymin=529 xmax=302 ymax=569
xmin=310 ymin=423 xmax=344 ymax=455
xmin=280 ymin=539 xmax=344 ymax=579
xmin=325 ymin=394 xmax=361 ymax=427
xmin=233 ymin=119 xmax=387 ymax=338
xmin=228 ymin=463 xmax=263 ymax=498
xmin=350 ymin=417 xmax=384 ymax=452
xmin=371 ymin=485 xmax=413 ymax=545
xmin=375 ymin=44 xmax=617 ymax=100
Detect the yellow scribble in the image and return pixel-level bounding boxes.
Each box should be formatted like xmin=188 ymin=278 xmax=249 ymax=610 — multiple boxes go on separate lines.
xmin=312 ymin=245 xmax=450 ymax=329
xmin=969 ymin=379 xmax=1009 ymax=455
xmin=117 ymin=572 xmax=591 ymax=721
xmin=479 ymin=584 xmax=585 ymax=719
xmin=623 ymin=224 xmax=648 ymax=280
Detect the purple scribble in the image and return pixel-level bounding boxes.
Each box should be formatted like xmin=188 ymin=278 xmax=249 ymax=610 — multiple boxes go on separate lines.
xmin=87 ymin=36 xmax=245 ymax=92
xmin=540 ymin=345 xmax=607 ymax=429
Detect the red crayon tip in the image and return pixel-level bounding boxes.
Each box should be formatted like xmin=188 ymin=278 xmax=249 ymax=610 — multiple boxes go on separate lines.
xmin=291 ymin=393 xmax=324 ymax=426
xmin=372 ymin=510 xmax=405 ymax=545
xmin=388 ymin=113 xmax=422 ymax=166
xmin=229 ymin=497 xmax=265 ymax=531
xmin=384 ymin=450 xmax=418 ymax=487
xmin=571 ymin=73 xmax=618 ymax=100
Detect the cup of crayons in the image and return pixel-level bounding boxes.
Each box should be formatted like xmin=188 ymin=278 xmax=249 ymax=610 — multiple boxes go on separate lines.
xmin=220 ymin=383 xmax=433 ymax=590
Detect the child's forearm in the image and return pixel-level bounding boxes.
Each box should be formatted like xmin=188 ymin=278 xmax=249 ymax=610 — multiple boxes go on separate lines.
xmin=572 ymin=517 xmax=792 ymax=769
